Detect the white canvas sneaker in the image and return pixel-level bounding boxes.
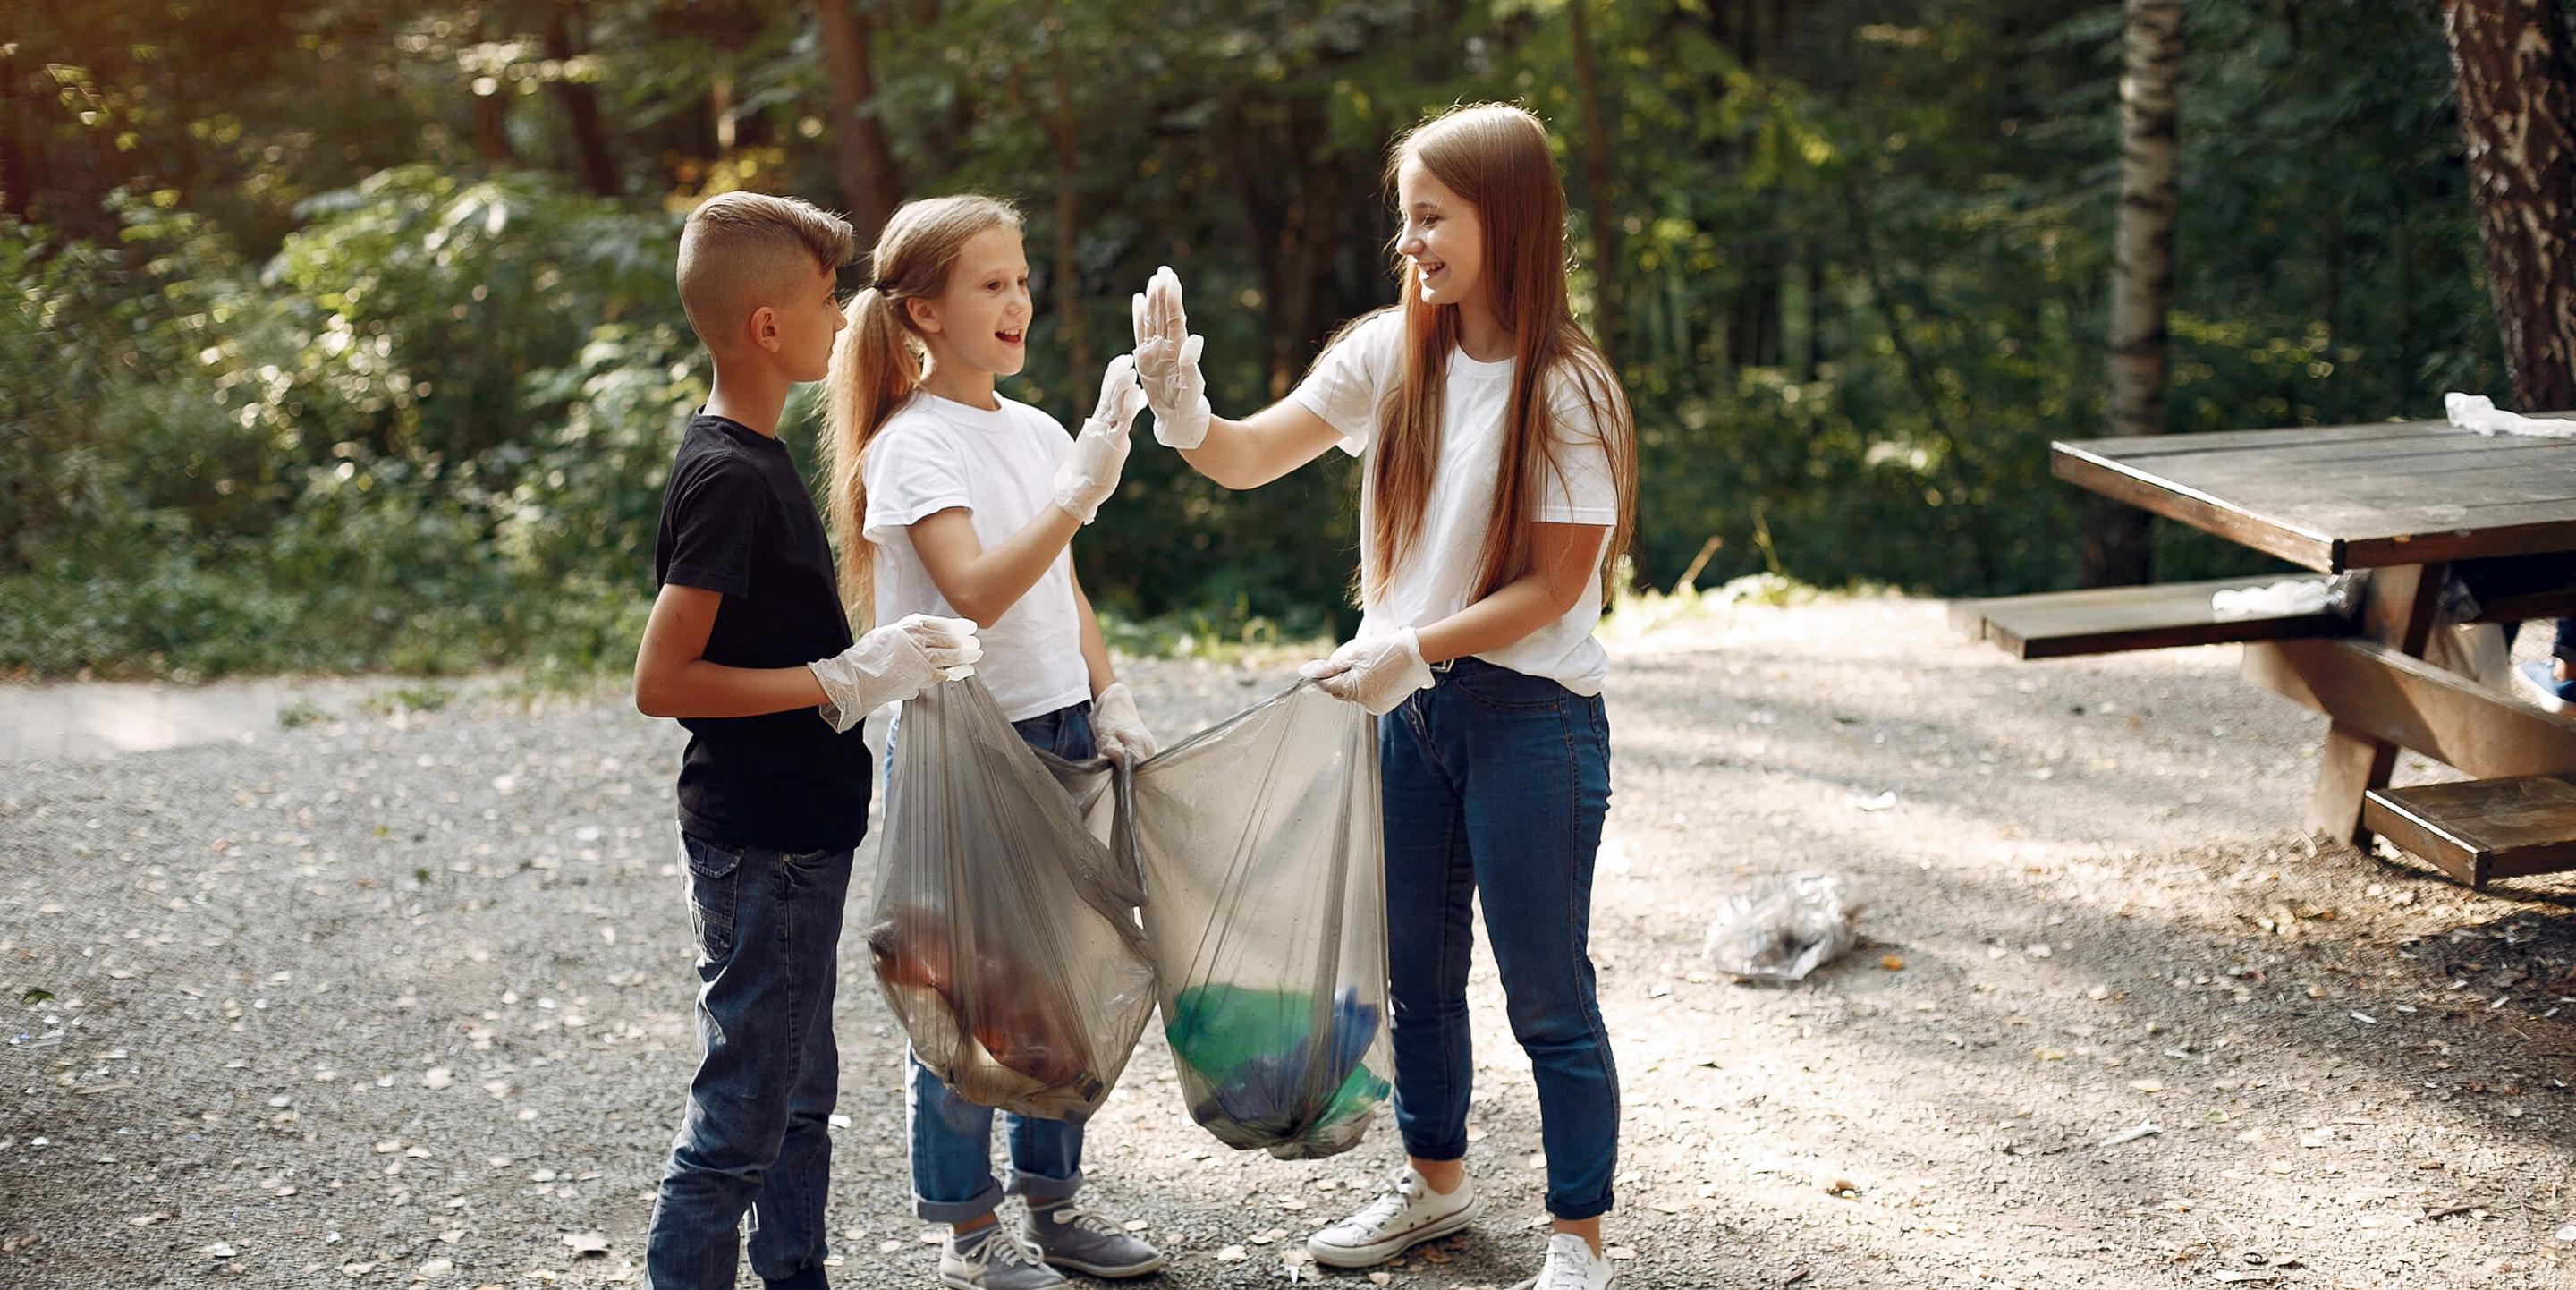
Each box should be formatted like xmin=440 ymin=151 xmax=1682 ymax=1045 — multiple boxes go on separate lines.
xmin=1509 ymin=1232 xmax=1616 ymax=1290
xmin=1303 ymin=1166 xmax=1485 ymax=1268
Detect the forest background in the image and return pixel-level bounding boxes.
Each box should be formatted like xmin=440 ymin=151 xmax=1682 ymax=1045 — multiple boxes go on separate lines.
xmin=0 ymin=1 xmax=2526 ymax=680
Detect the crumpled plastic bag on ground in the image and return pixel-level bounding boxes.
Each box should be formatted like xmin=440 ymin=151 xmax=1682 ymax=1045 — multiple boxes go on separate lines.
xmin=1702 ymin=872 xmax=1861 ymax=983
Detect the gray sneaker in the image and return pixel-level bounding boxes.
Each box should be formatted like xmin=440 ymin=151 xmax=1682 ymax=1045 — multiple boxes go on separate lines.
xmin=1021 ymin=1200 xmax=1169 ymax=1278
xmin=941 ymin=1225 xmax=1068 ymax=1290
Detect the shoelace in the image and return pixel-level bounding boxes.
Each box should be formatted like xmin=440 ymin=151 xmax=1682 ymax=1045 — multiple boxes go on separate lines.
xmin=1341 ymin=1175 xmax=1422 ymax=1238
xmin=953 ymin=1228 xmax=1039 ymax=1273
xmin=1038 ymin=1201 xmax=1122 ymax=1237
xmin=1539 ymin=1239 xmax=1600 ymax=1290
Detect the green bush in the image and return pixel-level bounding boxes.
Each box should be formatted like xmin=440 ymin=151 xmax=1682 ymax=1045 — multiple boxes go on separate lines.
xmin=0 ymin=170 xmax=683 ymax=680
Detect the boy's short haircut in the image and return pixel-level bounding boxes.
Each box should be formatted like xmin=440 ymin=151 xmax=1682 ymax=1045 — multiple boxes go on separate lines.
xmin=676 ymin=191 xmax=857 ymax=350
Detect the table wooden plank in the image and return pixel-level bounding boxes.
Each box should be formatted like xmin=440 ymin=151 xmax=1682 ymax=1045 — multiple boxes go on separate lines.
xmin=2055 ymin=414 xmax=2576 ymax=571
xmin=2052 ymin=446 xmax=2340 ymax=568
xmin=2244 ymin=635 xmax=2576 ymax=780
xmin=1953 ymin=574 xmax=2340 ymax=658
xmin=2341 ymin=509 xmax=2576 ymax=568
xmin=2102 ymin=437 xmax=2576 ymax=486
xmin=2075 ymin=420 xmax=2445 ymax=458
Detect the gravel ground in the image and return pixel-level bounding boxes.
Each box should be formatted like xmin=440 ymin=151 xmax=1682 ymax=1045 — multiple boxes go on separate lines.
xmin=5 ymin=594 xmax=2576 ymax=1289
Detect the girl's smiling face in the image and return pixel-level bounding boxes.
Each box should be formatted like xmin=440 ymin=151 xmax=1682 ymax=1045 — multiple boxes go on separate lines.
xmin=909 ymin=225 xmax=1032 ymax=377
xmin=1395 ymin=155 xmax=1484 ymax=312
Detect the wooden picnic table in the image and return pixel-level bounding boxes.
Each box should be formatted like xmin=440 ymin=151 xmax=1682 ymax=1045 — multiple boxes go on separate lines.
xmin=2054 ymin=418 xmax=2576 ymax=573
xmin=2049 ymin=415 xmax=2576 ymax=887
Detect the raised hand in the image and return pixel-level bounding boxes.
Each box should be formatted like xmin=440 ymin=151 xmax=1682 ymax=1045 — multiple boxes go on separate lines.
xmin=1129 ymin=265 xmax=1210 ymax=448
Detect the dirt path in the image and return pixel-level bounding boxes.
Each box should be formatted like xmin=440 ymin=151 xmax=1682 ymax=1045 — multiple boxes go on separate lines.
xmin=5 ymin=595 xmax=2573 ymax=1289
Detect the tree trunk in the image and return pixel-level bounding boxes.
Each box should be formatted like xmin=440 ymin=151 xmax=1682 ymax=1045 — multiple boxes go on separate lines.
xmin=2086 ymin=0 xmax=2184 ymax=589
xmin=1800 ymin=240 xmax=1824 ymax=381
xmin=1046 ymin=19 xmax=1089 ymax=379
xmin=469 ymin=20 xmax=512 ymax=165
xmin=0 ymin=55 xmax=37 ymax=221
xmin=1225 ymin=95 xmax=1351 ymax=397
xmin=2440 ymin=0 xmax=2576 ymax=412
xmin=1567 ymin=0 xmax=1620 ymax=370
xmin=544 ymin=0 xmax=619 ymax=197
xmin=815 ymin=0 xmax=902 ymax=247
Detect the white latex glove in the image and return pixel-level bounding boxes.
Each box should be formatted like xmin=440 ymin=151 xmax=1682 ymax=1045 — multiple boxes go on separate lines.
xmin=2445 ymin=391 xmax=2576 ymax=439
xmin=1050 ymin=355 xmax=1144 ymax=523
xmin=1297 ymin=628 xmax=1435 ymax=717
xmin=1130 ymin=265 xmax=1211 ymax=449
xmin=807 ymin=614 xmax=982 ymax=733
xmin=1089 ymin=681 xmax=1159 ymax=766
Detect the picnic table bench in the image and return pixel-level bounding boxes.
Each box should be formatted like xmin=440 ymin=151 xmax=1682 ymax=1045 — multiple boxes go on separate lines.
xmin=1953 ymin=415 xmax=2576 ymax=888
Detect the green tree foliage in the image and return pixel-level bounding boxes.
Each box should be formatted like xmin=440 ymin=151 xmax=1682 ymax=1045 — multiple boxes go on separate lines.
xmin=0 ymin=0 xmax=2512 ymax=677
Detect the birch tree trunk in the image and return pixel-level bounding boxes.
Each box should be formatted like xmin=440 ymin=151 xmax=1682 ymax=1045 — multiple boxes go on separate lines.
xmin=2084 ymin=0 xmax=2184 ymax=588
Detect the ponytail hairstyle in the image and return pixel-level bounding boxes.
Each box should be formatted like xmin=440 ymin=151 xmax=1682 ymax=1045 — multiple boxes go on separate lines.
xmin=820 ymin=194 xmax=1024 ymax=620
xmin=1352 ymin=102 xmax=1636 ymax=607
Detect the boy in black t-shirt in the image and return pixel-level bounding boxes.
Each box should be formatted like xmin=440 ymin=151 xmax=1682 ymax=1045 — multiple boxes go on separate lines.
xmin=634 ymin=191 xmax=980 ymax=1290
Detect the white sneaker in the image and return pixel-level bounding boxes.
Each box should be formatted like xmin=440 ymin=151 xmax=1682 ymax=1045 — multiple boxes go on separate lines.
xmin=1303 ymin=1166 xmax=1484 ymax=1268
xmin=1509 ymin=1233 xmax=1616 ymax=1290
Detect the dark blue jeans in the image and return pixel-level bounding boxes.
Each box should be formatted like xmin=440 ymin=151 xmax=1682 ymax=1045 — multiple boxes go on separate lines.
xmin=894 ymin=700 xmax=1095 ymax=1223
xmin=1379 ymin=658 xmax=1619 ymax=1220
xmin=645 ymin=832 xmax=854 ymax=1290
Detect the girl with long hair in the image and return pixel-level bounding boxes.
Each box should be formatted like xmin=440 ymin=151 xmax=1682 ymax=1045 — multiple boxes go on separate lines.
xmin=1131 ymin=103 xmax=1637 ymax=1290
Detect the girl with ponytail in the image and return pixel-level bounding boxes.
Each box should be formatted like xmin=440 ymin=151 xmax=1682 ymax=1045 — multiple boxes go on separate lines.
xmin=1129 ymin=104 xmax=1636 ymax=1290
xmin=821 ymin=194 xmax=1165 ymax=1289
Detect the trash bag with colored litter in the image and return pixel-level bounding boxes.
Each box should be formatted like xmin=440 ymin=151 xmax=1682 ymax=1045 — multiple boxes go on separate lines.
xmin=1123 ymin=682 xmax=1392 ymax=1159
xmin=865 ymin=675 xmax=1157 ymax=1125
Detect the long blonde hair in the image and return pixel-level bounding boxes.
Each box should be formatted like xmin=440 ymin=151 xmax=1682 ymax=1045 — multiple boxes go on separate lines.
xmin=819 ymin=194 xmax=1024 ymax=620
xmin=1352 ymin=103 xmax=1635 ymax=606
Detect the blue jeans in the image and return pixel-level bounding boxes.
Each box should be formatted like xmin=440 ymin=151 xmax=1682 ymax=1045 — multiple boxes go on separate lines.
xmin=898 ymin=700 xmax=1096 ymax=1223
xmin=1379 ymin=658 xmax=1619 ymax=1220
xmin=646 ymin=832 xmax=856 ymax=1290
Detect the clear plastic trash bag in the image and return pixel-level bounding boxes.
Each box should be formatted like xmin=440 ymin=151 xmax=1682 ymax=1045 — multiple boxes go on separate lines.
xmin=1121 ymin=681 xmax=1394 ymax=1159
xmin=866 ymin=675 xmax=1158 ymax=1124
xmin=1701 ymin=872 xmax=1860 ymax=983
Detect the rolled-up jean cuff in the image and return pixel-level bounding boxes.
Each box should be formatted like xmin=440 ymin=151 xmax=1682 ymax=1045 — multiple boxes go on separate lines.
xmin=914 ymin=1180 xmax=1005 ymax=1224
xmin=1395 ymin=1136 xmax=1467 ymax=1164
xmin=1549 ymin=1190 xmax=1615 ymax=1222
xmin=1005 ymin=1166 xmax=1083 ymax=1203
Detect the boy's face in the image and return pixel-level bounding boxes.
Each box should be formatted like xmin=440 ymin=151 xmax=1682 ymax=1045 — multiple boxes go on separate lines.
xmin=1395 ymin=157 xmax=1485 ymax=313
xmin=769 ymin=263 xmax=846 ymax=383
xmin=910 ymin=226 xmax=1031 ymax=378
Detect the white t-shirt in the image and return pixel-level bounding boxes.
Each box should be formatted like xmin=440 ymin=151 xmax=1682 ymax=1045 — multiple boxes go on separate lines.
xmin=862 ymin=391 xmax=1092 ymax=723
xmin=1291 ymin=310 xmax=1623 ymax=695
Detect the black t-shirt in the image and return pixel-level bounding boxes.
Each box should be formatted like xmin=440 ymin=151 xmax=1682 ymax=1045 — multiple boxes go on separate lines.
xmin=653 ymin=412 xmax=871 ymax=852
